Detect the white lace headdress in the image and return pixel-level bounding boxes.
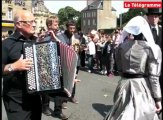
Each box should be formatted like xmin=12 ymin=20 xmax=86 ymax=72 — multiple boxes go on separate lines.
xmin=120 ymin=16 xmax=160 ymax=59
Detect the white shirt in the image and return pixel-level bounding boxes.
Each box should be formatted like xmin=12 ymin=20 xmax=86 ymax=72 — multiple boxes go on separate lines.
xmin=87 ymin=41 xmax=96 ymax=55
xmin=112 ymin=34 xmax=121 ymax=45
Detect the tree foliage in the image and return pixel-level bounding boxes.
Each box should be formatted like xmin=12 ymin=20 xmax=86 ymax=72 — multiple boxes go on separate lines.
xmin=117 ymin=8 xmax=146 ymax=27
xmin=58 ymin=6 xmax=81 ymax=30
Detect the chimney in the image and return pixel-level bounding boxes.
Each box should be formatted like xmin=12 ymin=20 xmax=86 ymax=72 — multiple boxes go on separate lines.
xmin=87 ymin=0 xmax=95 ymax=6
xmin=103 ymin=0 xmax=111 ymax=11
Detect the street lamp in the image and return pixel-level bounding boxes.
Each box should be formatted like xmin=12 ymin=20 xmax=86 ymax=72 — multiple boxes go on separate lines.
xmin=120 ymin=13 xmax=122 ymax=27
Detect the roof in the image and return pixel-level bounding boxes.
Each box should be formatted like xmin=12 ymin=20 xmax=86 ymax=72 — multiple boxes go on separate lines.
xmin=112 ymin=7 xmax=116 ymax=11
xmin=82 ymin=0 xmax=116 ymax=12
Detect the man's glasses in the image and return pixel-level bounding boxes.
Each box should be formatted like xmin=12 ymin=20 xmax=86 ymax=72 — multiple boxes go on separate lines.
xmin=18 ymin=20 xmax=36 ymax=25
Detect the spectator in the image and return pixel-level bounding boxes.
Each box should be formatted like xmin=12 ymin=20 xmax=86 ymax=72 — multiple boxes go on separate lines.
xmin=146 ymin=8 xmax=162 ymax=91
xmin=85 ymin=32 xmax=96 ymax=73
xmin=2 ymin=35 xmax=6 ymax=40
xmin=79 ymin=32 xmax=86 ymax=67
xmin=8 ymin=30 xmax=13 ymax=36
xmin=102 ymin=34 xmax=114 ymax=76
xmin=96 ymin=34 xmax=106 ymax=74
xmin=38 ymin=27 xmax=46 ymax=41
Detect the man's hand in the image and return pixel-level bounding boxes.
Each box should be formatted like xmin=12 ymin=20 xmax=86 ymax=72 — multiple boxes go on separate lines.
xmin=12 ymin=55 xmax=33 ymax=71
xmin=49 ymin=30 xmax=60 ymax=42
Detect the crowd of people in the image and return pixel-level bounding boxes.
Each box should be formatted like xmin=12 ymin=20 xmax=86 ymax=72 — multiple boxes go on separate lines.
xmin=38 ymin=26 xmax=124 ymax=77
xmin=2 ymin=8 xmax=162 ymax=120
xmin=80 ymin=28 xmax=122 ymax=77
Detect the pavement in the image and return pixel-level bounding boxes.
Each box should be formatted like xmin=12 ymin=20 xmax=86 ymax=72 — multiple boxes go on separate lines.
xmin=2 ymin=68 xmax=119 ymax=120
xmin=2 ymin=68 xmax=161 ymax=120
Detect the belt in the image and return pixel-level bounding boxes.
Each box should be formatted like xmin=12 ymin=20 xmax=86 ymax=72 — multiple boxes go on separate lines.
xmin=121 ymin=73 xmax=146 ymax=78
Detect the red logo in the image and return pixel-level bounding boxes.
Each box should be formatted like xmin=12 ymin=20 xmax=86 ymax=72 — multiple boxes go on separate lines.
xmin=124 ymin=0 xmax=162 ymax=8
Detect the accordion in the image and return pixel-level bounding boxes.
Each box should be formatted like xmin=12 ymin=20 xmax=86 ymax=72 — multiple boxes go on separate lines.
xmin=23 ymin=39 xmax=78 ymax=97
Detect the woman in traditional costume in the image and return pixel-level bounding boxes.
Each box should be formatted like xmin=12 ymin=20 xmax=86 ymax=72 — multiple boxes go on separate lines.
xmin=104 ymin=16 xmax=162 ymax=120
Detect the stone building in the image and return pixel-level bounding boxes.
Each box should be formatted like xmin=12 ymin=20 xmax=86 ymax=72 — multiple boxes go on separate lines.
xmin=32 ymin=0 xmax=56 ymax=33
xmin=2 ymin=0 xmax=55 ymax=36
xmin=2 ymin=0 xmax=32 ymax=36
xmin=81 ymin=0 xmax=117 ymax=34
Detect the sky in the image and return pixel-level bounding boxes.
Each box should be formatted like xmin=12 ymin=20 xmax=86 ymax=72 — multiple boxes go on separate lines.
xmin=44 ymin=1 xmax=129 ymax=17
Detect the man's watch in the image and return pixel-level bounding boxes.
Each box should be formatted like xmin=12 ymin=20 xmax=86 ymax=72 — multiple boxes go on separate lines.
xmin=8 ymin=64 xmax=14 ymax=72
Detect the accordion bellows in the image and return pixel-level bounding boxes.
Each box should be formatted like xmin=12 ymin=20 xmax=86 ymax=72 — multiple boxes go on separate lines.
xmin=23 ymin=40 xmax=78 ymax=97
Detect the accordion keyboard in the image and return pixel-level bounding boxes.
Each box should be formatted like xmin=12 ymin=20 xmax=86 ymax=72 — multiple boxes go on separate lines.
xmin=24 ymin=46 xmax=37 ymax=91
xmin=36 ymin=42 xmax=61 ymax=91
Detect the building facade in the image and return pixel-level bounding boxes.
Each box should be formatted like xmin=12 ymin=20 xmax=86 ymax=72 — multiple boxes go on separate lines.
xmin=2 ymin=0 xmax=55 ymax=36
xmin=81 ymin=0 xmax=117 ymax=34
xmin=2 ymin=0 xmax=32 ymax=36
xmin=32 ymin=0 xmax=55 ymax=33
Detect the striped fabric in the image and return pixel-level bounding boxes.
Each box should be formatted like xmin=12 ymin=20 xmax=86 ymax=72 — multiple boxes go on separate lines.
xmin=59 ymin=42 xmax=78 ymax=97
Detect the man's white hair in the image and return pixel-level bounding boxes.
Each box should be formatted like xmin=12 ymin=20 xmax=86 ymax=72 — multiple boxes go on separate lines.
xmin=14 ymin=14 xmax=20 ymax=24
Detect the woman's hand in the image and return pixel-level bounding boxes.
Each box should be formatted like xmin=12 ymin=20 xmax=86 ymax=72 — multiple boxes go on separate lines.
xmin=155 ymin=101 xmax=162 ymax=113
xmin=74 ymin=79 xmax=81 ymax=83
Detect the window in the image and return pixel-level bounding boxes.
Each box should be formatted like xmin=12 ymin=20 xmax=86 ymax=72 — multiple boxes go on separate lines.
xmin=88 ymin=19 xmax=90 ymax=25
xmin=92 ymin=12 xmax=94 ymax=17
xmin=87 ymin=12 xmax=91 ymax=18
xmin=2 ymin=12 xmax=6 ymax=16
xmin=83 ymin=20 xmax=86 ymax=26
xmin=93 ymin=19 xmax=96 ymax=25
xmin=5 ymin=0 xmax=12 ymax=3
xmin=83 ymin=13 xmax=85 ymax=18
xmin=94 ymin=12 xmax=96 ymax=17
xmin=8 ymin=8 xmax=13 ymax=20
